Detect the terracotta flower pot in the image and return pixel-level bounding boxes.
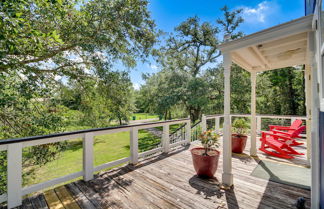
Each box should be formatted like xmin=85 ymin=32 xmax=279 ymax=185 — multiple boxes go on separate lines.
xmin=231 ymin=134 xmax=247 ymax=153
xmin=190 ymin=147 xmax=220 ymax=178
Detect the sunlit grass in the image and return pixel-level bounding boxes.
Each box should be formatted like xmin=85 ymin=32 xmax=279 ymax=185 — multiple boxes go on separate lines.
xmin=23 ymin=129 xmax=160 ymax=186
xmin=130 ymin=113 xmax=159 ymax=120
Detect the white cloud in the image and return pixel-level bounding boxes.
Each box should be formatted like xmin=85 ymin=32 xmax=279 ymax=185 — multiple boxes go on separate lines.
xmin=241 ymin=1 xmax=277 ymax=23
xmin=133 ymin=83 xmax=141 ymax=90
xmin=150 ymin=64 xmax=159 ymax=70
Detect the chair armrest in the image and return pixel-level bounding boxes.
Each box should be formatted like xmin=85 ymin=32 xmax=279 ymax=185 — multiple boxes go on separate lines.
xmin=272 ymin=130 xmax=292 ymax=137
xmin=269 ymin=125 xmax=296 ymax=131
xmin=263 ymin=131 xmax=293 ymax=141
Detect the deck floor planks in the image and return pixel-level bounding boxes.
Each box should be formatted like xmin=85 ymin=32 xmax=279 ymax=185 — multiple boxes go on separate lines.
xmin=101 ymin=169 xmax=178 ymax=209
xmin=74 ymin=180 xmax=112 ymax=209
xmin=16 ymin=142 xmax=310 ymax=209
xmin=115 ymin=167 xmax=195 ymax=209
xmin=88 ymin=173 xmax=149 ymax=209
xmin=134 ymin=160 xmax=229 ymax=208
xmin=54 ymin=186 xmax=81 ymax=209
xmin=144 ymin=152 xmax=288 ymax=208
xmin=65 ymin=183 xmax=97 ymax=209
xmin=44 ymin=190 xmax=64 ymax=209
xmin=21 ymin=199 xmax=34 ymax=209
xmin=29 ymin=194 xmax=48 ymax=209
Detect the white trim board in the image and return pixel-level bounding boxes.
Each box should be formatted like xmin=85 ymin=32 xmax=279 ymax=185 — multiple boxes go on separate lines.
xmin=219 ymin=15 xmax=313 ymax=53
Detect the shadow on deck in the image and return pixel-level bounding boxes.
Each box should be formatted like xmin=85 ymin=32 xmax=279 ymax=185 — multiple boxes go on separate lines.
xmin=13 ymin=144 xmax=310 ymax=209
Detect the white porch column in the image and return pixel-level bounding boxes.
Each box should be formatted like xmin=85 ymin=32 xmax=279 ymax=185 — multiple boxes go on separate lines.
xmin=250 ymin=71 xmax=257 ymax=156
xmin=305 ymin=64 xmax=312 ymax=163
xmin=308 ymin=30 xmax=320 ymax=208
xmin=222 ymin=53 xmax=233 ymax=186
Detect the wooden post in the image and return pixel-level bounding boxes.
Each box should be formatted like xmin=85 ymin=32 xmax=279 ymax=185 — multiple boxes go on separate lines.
xmin=305 ymin=64 xmax=312 ymax=163
xmin=162 ymin=124 xmax=170 ymax=153
xmin=222 ymin=53 xmax=233 ymax=186
xmin=185 ymin=118 xmax=191 ymax=144
xmin=215 ymin=117 xmax=220 ymax=133
xmin=83 ymin=133 xmax=94 ymax=181
xmin=201 ymin=114 xmax=207 ymax=132
xmin=250 ymin=71 xmax=257 ymax=156
xmin=7 ymin=143 xmax=22 ymax=208
xmin=130 ymin=127 xmax=139 ymax=164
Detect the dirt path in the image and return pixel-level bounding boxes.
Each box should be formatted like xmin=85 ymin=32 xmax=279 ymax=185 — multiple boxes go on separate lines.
xmin=145 ymin=127 xmax=163 ymax=138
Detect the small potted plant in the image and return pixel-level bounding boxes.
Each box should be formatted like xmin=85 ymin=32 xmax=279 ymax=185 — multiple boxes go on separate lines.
xmin=232 ymin=118 xmax=249 ymax=153
xmin=191 ymin=130 xmax=220 ymax=178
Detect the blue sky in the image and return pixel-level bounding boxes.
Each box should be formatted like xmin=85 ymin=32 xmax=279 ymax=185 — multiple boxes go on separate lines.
xmin=130 ymin=0 xmax=305 ymax=89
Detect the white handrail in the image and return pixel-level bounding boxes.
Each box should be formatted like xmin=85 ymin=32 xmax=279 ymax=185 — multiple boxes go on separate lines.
xmin=1 ymin=118 xmax=191 ymax=208
xmin=201 ymin=114 xmax=307 ymax=134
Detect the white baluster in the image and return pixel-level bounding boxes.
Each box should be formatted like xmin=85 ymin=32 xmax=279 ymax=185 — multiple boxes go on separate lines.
xmin=185 ymin=118 xmax=191 ymax=144
xmin=7 ymin=143 xmax=22 ymax=208
xmin=215 ymin=117 xmax=220 ymax=133
xmin=291 ymin=117 xmax=297 ymax=125
xmin=256 ymin=116 xmax=262 ymax=135
xmin=130 ymin=127 xmax=139 ymax=164
xmin=163 ymin=124 xmax=170 ymax=153
xmin=83 ymin=133 xmax=94 ymax=181
xmin=201 ymin=114 xmax=207 ymax=132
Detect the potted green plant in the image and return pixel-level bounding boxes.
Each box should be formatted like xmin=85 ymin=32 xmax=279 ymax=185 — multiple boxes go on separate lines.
xmin=191 ymin=130 xmax=220 ymax=178
xmin=232 ymin=118 xmax=249 ymax=153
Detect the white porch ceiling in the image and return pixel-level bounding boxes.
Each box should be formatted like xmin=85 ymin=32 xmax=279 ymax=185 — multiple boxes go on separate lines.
xmin=219 ymin=15 xmax=314 ymax=72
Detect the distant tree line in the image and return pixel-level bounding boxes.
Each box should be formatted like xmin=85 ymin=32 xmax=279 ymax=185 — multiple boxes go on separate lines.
xmin=135 ymin=7 xmax=306 ymax=121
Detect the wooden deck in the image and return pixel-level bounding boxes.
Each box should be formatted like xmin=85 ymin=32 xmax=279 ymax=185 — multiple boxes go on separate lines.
xmin=12 ymin=140 xmax=310 ymax=209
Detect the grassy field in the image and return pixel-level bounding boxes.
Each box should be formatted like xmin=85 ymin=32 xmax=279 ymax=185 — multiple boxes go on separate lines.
xmin=23 ymin=129 xmax=160 ymax=186
xmin=155 ymin=123 xmax=185 ymax=133
xmin=130 ymin=113 xmax=159 ymax=120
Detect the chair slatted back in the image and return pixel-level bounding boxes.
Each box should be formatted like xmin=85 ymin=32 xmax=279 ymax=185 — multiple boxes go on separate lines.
xmin=288 ymin=119 xmax=303 ymax=135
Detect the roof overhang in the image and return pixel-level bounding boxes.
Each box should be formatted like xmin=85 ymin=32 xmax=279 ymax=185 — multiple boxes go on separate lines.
xmin=219 ymin=15 xmax=314 ymax=72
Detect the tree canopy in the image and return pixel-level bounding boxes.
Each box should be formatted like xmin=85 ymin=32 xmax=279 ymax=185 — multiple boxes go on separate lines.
xmin=1 ymin=0 xmax=156 ymax=78
xmin=140 ymin=7 xmax=244 ymax=121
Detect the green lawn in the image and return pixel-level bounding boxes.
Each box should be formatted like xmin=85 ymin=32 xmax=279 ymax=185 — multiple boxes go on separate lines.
xmin=130 ymin=113 xmax=159 ymax=120
xmin=155 ymin=123 xmax=185 ymax=133
xmin=23 ymin=129 xmax=160 ymax=186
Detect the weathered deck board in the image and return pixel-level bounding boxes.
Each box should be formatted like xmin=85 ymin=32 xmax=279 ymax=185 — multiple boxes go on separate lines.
xmin=15 ymin=142 xmax=310 ymax=209
xmin=44 ymin=190 xmax=64 ymax=209
xmin=29 ymin=194 xmax=48 ymax=209
xmin=65 ymin=183 xmax=97 ymax=209
xmin=54 ymin=186 xmax=80 ymax=209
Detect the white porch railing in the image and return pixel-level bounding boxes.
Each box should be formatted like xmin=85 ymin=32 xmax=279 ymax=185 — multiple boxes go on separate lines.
xmin=0 ymin=113 xmax=309 ymax=208
xmin=201 ymin=113 xmax=309 ymax=162
xmin=0 ymin=118 xmax=191 ymax=208
xmin=201 ymin=114 xmax=307 ymax=135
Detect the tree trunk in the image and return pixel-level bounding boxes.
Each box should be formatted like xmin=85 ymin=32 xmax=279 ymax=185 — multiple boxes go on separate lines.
xmin=164 ymin=110 xmax=168 ymax=120
xmin=190 ymin=108 xmax=201 ymax=123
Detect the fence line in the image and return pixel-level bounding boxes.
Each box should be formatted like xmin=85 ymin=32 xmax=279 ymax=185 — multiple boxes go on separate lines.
xmin=1 ymin=118 xmax=191 ymax=208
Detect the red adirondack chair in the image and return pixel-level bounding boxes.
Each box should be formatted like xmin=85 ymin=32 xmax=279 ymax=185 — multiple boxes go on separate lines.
xmin=269 ymin=119 xmax=302 ymax=134
xmin=272 ymin=125 xmax=306 ymax=146
xmin=259 ymin=131 xmax=304 ymax=159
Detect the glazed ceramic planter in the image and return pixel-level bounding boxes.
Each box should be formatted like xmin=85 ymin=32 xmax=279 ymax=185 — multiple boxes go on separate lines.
xmin=190 ymin=147 xmax=220 ymax=178
xmin=231 ymin=134 xmax=247 ymax=153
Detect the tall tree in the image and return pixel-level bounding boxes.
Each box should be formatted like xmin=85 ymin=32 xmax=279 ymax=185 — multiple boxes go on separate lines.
xmin=150 ymin=6 xmax=243 ymax=121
